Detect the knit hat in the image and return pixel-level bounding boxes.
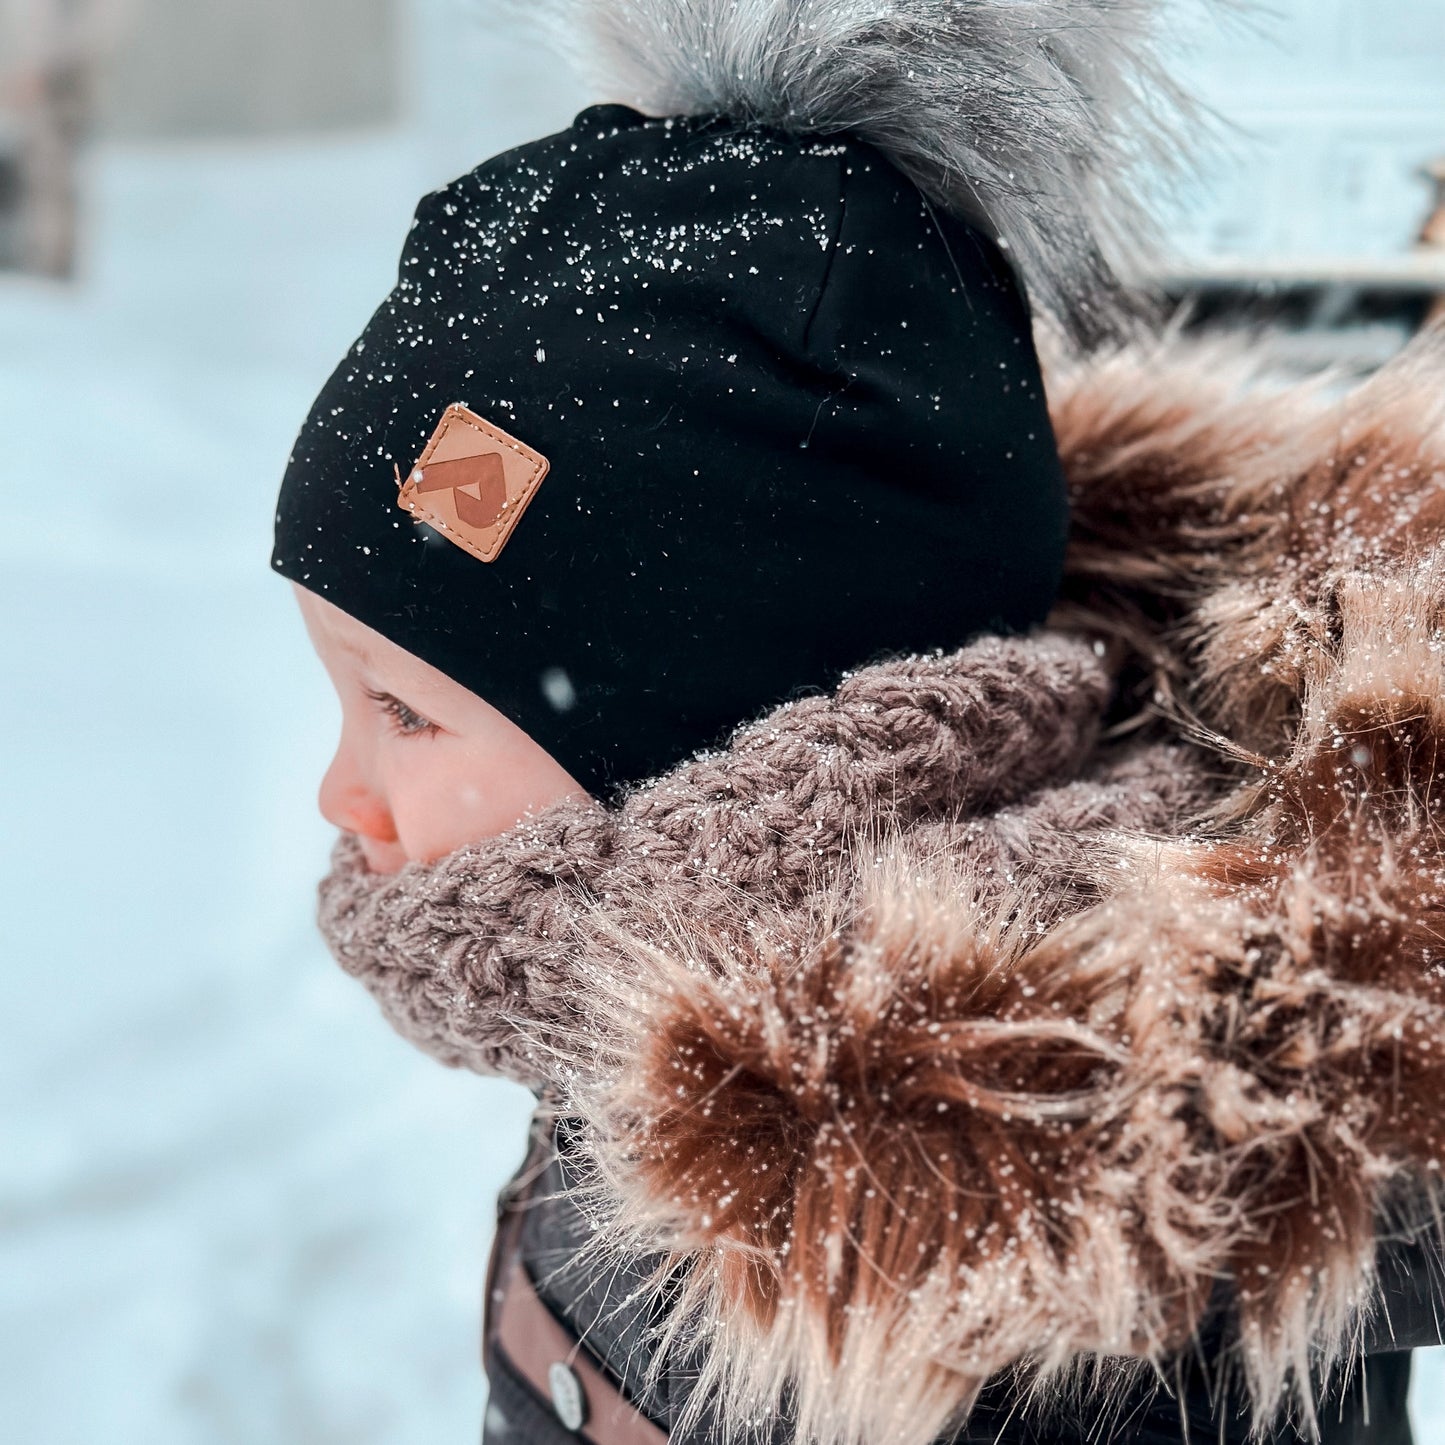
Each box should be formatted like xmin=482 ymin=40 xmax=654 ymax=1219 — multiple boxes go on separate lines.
xmin=274 ymin=4 xmax=1195 ymax=795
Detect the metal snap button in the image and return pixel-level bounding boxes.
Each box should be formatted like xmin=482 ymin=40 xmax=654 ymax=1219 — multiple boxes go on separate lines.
xmin=548 ymin=1360 xmax=587 ymax=1432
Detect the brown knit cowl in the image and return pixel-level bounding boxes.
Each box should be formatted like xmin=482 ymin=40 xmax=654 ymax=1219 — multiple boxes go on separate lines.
xmin=315 ymin=333 xmax=1445 ymax=1445
xmin=317 ymin=633 xmax=1208 ymax=1082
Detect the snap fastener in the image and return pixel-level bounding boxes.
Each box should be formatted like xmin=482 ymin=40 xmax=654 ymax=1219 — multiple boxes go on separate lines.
xmin=549 ymin=1360 xmax=587 ymax=1432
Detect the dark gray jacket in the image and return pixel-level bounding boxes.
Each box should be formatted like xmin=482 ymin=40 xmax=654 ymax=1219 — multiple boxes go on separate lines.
xmin=483 ymin=1121 xmax=1443 ymax=1445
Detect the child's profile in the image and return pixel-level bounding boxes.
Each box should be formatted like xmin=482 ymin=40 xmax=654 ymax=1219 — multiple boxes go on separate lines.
xmin=295 ymin=586 xmax=584 ymax=874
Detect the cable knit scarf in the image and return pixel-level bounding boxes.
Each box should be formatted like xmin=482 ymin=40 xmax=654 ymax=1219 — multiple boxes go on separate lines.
xmin=316 ymin=332 xmax=1445 ymax=1445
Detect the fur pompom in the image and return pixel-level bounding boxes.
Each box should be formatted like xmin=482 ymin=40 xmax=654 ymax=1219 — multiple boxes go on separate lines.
xmin=530 ymin=0 xmax=1216 ymax=342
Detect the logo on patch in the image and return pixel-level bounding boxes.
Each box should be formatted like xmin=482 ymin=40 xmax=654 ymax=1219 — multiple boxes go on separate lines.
xmin=396 ymin=404 xmax=549 ymax=563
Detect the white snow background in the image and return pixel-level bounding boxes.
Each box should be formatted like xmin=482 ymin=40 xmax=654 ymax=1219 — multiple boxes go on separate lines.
xmin=1 ymin=2 xmax=1442 ymax=1441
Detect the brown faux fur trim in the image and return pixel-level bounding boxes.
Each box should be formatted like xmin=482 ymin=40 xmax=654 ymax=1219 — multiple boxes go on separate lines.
xmin=317 ymin=329 xmax=1445 ymax=1444
xmin=573 ymin=332 xmax=1445 ymax=1445
xmin=1050 ymin=331 xmax=1445 ymax=751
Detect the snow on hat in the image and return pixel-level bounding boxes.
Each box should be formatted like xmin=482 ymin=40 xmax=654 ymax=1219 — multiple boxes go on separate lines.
xmin=274 ymin=3 xmax=1197 ymax=794
xmin=273 ymin=106 xmax=1065 ymax=793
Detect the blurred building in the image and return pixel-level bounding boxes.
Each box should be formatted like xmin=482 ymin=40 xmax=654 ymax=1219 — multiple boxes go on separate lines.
xmin=1169 ymin=0 xmax=1445 ymax=346
xmin=95 ymin=0 xmax=399 ymax=138
xmin=0 ymin=0 xmax=397 ymax=274
xmin=1179 ymin=0 xmax=1443 ymax=262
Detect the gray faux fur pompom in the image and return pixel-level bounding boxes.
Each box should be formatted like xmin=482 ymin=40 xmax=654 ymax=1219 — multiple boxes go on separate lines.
xmin=531 ymin=0 xmax=1215 ymax=344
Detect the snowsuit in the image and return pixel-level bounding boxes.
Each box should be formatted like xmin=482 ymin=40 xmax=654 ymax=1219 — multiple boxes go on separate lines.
xmin=317 ymin=332 xmax=1445 ymax=1444
xmin=494 ymin=1121 xmax=1440 ymax=1444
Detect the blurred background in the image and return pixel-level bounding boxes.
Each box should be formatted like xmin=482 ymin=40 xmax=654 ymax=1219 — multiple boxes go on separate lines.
xmin=1 ymin=1 xmax=1442 ymax=1441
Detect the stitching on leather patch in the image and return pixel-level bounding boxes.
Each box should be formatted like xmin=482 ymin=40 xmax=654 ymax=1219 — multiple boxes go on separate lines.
xmin=396 ymin=404 xmax=549 ymax=563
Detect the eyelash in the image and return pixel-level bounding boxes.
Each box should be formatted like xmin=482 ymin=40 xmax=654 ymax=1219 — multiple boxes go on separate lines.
xmin=364 ymin=687 xmax=442 ymax=739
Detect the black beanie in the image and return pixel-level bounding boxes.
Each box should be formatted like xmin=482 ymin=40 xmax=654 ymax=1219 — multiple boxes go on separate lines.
xmin=273 ymin=104 xmax=1068 ymax=797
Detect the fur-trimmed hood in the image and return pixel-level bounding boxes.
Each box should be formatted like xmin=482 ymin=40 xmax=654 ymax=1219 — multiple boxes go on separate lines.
xmin=317 ymin=331 xmax=1445 ymax=1445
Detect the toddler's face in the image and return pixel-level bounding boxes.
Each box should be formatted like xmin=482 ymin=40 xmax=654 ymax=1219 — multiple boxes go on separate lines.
xmin=295 ymin=586 xmax=586 ymax=873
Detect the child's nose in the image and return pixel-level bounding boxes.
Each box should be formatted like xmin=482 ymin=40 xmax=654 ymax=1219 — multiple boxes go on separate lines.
xmin=319 ymin=752 xmax=399 ymax=843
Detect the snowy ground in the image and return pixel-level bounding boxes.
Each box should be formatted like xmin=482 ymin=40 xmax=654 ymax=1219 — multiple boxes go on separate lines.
xmin=2 ymin=29 xmax=1444 ymax=1445
xmin=0 ymin=2 xmax=614 ymax=1432
xmin=0 ymin=128 xmax=559 ymax=1445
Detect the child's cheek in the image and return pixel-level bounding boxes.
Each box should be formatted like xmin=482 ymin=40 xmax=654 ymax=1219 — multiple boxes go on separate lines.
xmin=391 ymin=745 xmax=499 ymax=863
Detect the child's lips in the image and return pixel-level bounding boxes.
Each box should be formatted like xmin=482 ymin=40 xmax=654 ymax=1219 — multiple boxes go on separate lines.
xmin=356 ymin=835 xmax=408 ymax=875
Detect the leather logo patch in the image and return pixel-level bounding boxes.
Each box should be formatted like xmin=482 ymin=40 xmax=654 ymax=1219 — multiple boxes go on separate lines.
xmin=396 ymin=404 xmax=549 ymax=563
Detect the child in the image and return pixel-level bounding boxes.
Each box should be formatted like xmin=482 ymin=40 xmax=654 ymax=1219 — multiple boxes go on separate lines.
xmin=274 ymin=3 xmax=1445 ymax=1442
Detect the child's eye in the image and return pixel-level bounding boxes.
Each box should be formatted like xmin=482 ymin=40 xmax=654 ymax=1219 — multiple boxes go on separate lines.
xmin=363 ymin=687 xmax=442 ymax=739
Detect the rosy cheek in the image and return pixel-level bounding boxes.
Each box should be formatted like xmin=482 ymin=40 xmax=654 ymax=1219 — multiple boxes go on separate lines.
xmin=389 ymin=764 xmax=499 ymax=863
xmin=453 ymin=783 xmax=489 ymax=819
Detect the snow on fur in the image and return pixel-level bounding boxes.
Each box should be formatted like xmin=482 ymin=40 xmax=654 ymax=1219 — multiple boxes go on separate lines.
xmin=571 ymin=333 xmax=1445 ymax=1445
xmin=531 ymin=0 xmax=1216 ymax=341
